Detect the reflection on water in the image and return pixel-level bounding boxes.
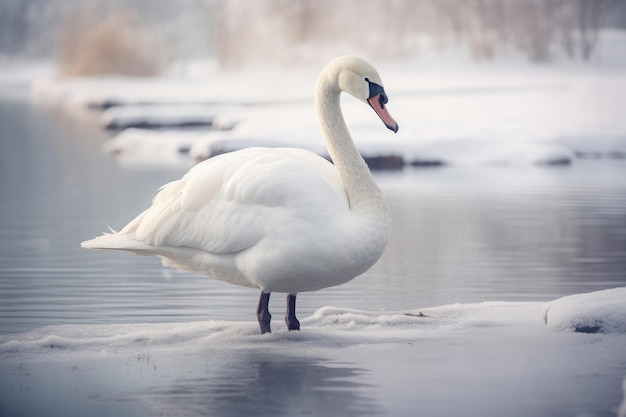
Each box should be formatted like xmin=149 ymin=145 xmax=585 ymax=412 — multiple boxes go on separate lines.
xmin=1 ymin=98 xmax=626 ymax=335
xmin=134 ymin=354 xmax=378 ymax=417
xmin=1 ymin=351 xmax=378 ymax=417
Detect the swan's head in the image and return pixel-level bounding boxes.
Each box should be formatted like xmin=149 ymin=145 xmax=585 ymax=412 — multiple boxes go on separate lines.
xmin=321 ymin=55 xmax=399 ymax=133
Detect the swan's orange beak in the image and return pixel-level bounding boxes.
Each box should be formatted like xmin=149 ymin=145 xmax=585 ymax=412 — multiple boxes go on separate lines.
xmin=368 ymin=94 xmax=399 ymax=133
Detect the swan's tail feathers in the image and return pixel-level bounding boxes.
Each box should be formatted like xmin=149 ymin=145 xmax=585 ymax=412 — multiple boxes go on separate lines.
xmin=81 ymin=232 xmax=155 ymax=256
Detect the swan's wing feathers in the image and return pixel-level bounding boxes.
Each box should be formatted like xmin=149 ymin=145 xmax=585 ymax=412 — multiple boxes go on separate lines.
xmin=125 ymin=148 xmax=348 ymax=254
xmin=129 ymin=154 xmax=257 ymax=252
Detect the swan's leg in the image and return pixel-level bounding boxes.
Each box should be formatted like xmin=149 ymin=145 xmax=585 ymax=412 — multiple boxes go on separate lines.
xmin=257 ymin=291 xmax=272 ymax=334
xmin=285 ymin=293 xmax=300 ymax=331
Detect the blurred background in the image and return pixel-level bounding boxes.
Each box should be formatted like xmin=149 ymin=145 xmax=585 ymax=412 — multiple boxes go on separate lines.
xmin=1 ymin=0 xmax=626 ymax=72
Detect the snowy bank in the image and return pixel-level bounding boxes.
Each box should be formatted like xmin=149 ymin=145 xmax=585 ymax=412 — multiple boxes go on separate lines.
xmin=102 ymin=128 xmax=204 ymax=168
xmin=100 ymin=104 xmax=230 ymax=130
xmin=108 ymin=73 xmax=620 ymax=167
xmin=543 ymin=287 xmax=626 ymax=334
xmin=27 ymin=52 xmax=626 ymax=169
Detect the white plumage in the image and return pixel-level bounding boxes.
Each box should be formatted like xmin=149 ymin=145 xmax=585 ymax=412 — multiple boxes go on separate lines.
xmin=82 ymin=56 xmax=398 ymax=333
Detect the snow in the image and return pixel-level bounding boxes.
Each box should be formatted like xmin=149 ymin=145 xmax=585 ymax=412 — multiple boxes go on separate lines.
xmin=100 ymin=104 xmax=229 ymax=129
xmin=1 ymin=289 xmax=625 ymax=416
xmin=0 ymin=61 xmax=54 ymax=101
xmin=25 ymin=33 xmax=626 ymax=169
xmin=0 ymin=302 xmax=540 ymax=357
xmin=102 ymin=128 xmax=204 ymax=168
xmin=11 ymin=289 xmax=621 ymax=356
xmin=30 ymin=64 xmax=315 ymax=110
xmin=542 ymin=287 xmax=626 ymax=334
xmin=92 ymin=64 xmax=626 ymax=168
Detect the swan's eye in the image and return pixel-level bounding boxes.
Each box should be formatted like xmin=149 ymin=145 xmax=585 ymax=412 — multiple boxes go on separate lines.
xmin=365 ymin=78 xmax=388 ymax=109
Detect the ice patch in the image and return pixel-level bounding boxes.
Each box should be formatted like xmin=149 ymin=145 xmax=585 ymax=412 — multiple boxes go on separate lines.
xmin=7 ymin=290 xmax=625 ymax=362
xmin=4 ymin=288 xmax=623 ymax=362
xmin=0 ymin=301 xmax=542 ymax=361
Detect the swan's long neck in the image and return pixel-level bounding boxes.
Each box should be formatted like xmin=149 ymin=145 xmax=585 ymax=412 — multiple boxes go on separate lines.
xmin=315 ymin=79 xmax=390 ymax=221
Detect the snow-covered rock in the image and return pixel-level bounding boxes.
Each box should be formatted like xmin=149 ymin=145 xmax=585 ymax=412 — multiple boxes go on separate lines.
xmin=542 ymin=287 xmax=626 ymax=333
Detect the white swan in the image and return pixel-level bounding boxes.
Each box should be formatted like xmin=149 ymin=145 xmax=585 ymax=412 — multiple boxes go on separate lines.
xmin=82 ymin=56 xmax=398 ymax=334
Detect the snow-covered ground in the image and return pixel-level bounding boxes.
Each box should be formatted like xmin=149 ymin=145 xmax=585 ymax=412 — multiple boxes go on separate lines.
xmin=1 ymin=288 xmax=625 ymax=416
xmin=26 ymin=32 xmax=626 ymax=169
